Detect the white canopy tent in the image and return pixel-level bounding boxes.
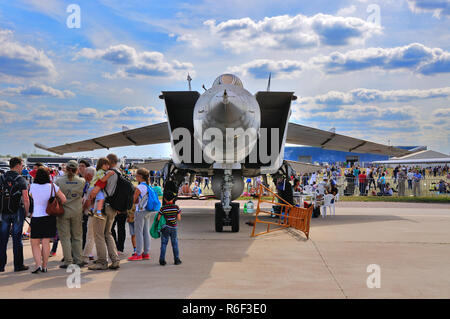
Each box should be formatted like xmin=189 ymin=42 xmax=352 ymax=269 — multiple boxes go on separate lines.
xmin=373 ymin=150 xmax=450 ymax=167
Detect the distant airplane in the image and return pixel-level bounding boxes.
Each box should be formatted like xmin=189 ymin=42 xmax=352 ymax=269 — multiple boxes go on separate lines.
xmin=35 ymin=74 xmax=410 ymax=232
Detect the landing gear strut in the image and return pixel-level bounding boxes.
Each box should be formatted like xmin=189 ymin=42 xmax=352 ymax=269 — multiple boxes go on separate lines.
xmin=215 ymin=202 xmax=239 ymax=232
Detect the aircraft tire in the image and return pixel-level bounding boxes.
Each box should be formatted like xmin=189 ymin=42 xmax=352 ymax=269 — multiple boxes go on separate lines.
xmin=230 ymin=202 xmax=240 ymax=233
xmin=215 ymin=203 xmax=224 ymax=232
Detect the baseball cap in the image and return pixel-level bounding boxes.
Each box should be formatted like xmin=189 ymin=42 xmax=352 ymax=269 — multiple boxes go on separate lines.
xmin=66 ymin=160 xmax=78 ymax=169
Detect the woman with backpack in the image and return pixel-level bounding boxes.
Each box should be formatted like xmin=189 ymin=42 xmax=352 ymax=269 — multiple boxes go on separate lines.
xmin=128 ymin=168 xmax=158 ymax=261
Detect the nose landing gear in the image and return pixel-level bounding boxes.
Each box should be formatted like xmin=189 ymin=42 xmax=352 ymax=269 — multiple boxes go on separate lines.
xmin=215 ymin=202 xmax=240 ymax=232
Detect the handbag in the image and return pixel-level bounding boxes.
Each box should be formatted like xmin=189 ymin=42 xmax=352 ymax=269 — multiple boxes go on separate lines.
xmin=46 ymin=182 xmax=64 ymax=216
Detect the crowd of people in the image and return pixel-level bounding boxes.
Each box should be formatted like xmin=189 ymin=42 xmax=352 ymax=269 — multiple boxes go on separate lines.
xmin=0 ymin=155 xmax=182 ymax=274
xmin=295 ymin=164 xmax=450 ymax=197
xmin=1 ymin=155 xmax=449 ymax=273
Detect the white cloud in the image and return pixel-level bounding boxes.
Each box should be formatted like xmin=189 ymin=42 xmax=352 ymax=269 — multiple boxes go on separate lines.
xmin=78 ymin=44 xmax=138 ymax=65
xmin=293 ymin=103 xmax=416 ymax=121
xmin=119 ymin=88 xmax=134 ymax=94
xmin=192 ymin=13 xmax=381 ymax=53
xmin=0 ymin=29 xmax=56 ymax=79
xmin=299 ymin=86 xmax=450 ymax=105
xmin=77 ymin=108 xmax=99 ymax=118
xmin=13 ymin=105 xmax=167 ymax=137
xmin=0 ymin=110 xmax=15 ymax=124
xmin=174 ymin=33 xmax=202 ymax=48
xmin=433 ymin=107 xmax=450 ymax=117
xmin=337 ymin=5 xmax=357 ymax=16
xmin=0 ymin=100 xmax=17 ymax=110
xmin=55 ymin=105 xmax=166 ymax=123
xmin=228 ymin=59 xmax=305 ymax=79
xmin=75 ymin=44 xmax=194 ymax=79
xmin=230 ymin=43 xmax=450 ymax=78
xmin=311 ymin=43 xmax=450 ymax=75
xmin=407 ymin=0 xmax=450 ymax=18
xmin=17 ymin=0 xmax=66 ymax=21
xmin=1 ymin=84 xmax=75 ymax=98
xmin=102 ymin=106 xmax=165 ymax=122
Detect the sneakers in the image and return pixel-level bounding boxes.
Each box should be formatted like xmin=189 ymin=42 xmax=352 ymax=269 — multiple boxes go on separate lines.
xmin=77 ymin=261 xmax=88 ymax=268
xmin=174 ymin=258 xmax=182 ymax=265
xmin=109 ymin=261 xmax=120 ymax=270
xmin=49 ymin=252 xmax=56 ymax=257
xmin=128 ymin=254 xmax=143 ymax=261
xmin=14 ymin=265 xmax=29 ymax=272
xmin=88 ymin=263 xmax=108 ymax=270
xmin=142 ymin=254 xmax=150 ymax=260
xmin=159 ymin=259 xmax=166 ymax=266
xmin=93 ymin=211 xmax=105 ymax=220
xmin=59 ymin=264 xmax=70 ymax=269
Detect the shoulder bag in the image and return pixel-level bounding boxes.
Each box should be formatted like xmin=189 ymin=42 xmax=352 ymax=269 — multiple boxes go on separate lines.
xmin=46 ymin=182 xmax=64 ymax=216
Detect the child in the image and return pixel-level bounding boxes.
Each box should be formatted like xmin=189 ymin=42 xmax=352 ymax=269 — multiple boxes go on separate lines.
xmin=127 ymin=205 xmax=137 ymax=256
xmin=128 ymin=168 xmax=153 ymax=261
xmin=89 ymin=157 xmax=111 ymax=220
xmin=158 ymin=192 xmax=182 ymax=266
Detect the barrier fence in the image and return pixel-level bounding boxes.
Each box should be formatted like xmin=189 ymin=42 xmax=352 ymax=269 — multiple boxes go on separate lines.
xmin=172 ymin=175 xmax=449 ymax=198
xmin=332 ymin=176 xmax=450 ymax=197
xmin=250 ymin=184 xmax=313 ymax=239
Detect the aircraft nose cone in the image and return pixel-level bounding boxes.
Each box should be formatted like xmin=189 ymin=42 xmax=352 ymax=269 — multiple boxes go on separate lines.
xmin=209 ymin=92 xmax=243 ymax=125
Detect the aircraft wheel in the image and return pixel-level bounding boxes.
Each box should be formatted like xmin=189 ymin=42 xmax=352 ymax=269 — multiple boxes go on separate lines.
xmin=230 ymin=202 xmax=240 ymax=233
xmin=215 ymin=203 xmax=224 ymax=232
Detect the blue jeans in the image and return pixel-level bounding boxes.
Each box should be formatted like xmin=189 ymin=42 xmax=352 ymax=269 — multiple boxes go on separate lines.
xmin=160 ymin=226 xmax=179 ymax=261
xmin=0 ymin=208 xmax=25 ymax=270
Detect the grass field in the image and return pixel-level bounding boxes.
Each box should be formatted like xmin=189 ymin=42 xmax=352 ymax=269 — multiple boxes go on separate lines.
xmin=337 ymin=195 xmax=450 ymax=203
xmin=236 ymin=195 xmax=450 ymax=203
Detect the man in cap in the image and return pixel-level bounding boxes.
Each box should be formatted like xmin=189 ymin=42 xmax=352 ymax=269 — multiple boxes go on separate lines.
xmin=55 ymin=160 xmax=86 ymax=268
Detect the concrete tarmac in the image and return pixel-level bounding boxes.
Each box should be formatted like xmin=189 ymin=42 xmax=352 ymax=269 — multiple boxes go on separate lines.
xmin=0 ymin=200 xmax=449 ymax=298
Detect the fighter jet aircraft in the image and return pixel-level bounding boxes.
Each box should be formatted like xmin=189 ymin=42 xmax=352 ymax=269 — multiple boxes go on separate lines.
xmin=35 ymin=73 xmax=410 ymax=232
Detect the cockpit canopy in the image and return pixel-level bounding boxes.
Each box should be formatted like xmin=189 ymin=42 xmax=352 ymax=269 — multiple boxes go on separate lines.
xmin=212 ymin=74 xmax=243 ymax=88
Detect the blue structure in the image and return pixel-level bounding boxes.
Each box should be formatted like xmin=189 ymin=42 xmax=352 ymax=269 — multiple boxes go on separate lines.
xmin=284 ymin=146 xmax=419 ymax=166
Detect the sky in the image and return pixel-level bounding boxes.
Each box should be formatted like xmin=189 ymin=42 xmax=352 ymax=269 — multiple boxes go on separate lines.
xmin=0 ymin=0 xmax=449 ymax=159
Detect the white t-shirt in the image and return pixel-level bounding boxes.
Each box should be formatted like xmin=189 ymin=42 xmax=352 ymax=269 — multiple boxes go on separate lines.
xmin=30 ymin=183 xmax=60 ymax=217
xmin=136 ymin=183 xmax=148 ymax=212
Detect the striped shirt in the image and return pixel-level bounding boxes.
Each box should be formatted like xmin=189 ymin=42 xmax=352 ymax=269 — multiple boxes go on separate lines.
xmin=159 ymin=204 xmax=181 ymax=228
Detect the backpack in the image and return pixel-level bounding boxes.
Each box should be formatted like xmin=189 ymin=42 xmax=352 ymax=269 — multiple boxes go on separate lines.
xmin=150 ymin=213 xmax=166 ymax=239
xmin=0 ymin=174 xmax=23 ymax=215
xmin=141 ymin=183 xmax=161 ymax=212
xmin=104 ymin=169 xmax=135 ymax=213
